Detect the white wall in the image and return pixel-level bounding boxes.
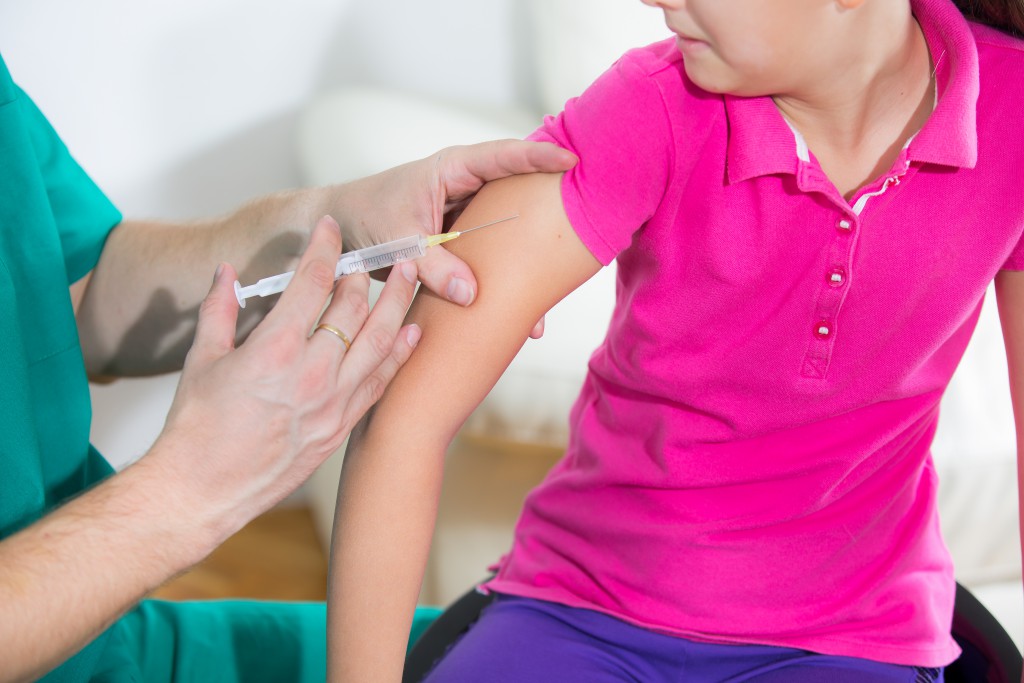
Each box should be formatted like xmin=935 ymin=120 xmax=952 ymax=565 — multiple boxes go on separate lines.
xmin=0 ymin=0 xmax=529 ymax=468
xmin=0 ymin=0 xmax=531 ymax=221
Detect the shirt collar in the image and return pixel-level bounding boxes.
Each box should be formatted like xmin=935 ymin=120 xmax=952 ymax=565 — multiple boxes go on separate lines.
xmin=724 ymin=0 xmax=978 ymax=185
xmin=907 ymin=0 xmax=979 ymax=169
xmin=724 ymin=95 xmax=802 ymax=184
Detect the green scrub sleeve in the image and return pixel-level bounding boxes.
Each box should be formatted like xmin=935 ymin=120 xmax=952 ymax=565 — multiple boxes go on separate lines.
xmin=91 ymin=600 xmax=443 ymax=682
xmin=16 ymin=84 xmax=122 ymax=283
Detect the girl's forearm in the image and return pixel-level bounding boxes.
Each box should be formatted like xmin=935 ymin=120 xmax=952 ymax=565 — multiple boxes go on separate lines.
xmin=327 ymin=418 xmax=448 ymax=683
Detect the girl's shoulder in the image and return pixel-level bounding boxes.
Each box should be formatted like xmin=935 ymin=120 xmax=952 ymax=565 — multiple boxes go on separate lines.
xmin=612 ymin=39 xmax=722 ymax=112
xmin=616 ymin=38 xmax=685 ymax=78
xmin=969 ymin=22 xmax=1024 ymax=112
xmin=969 ymin=21 xmax=1024 ymax=54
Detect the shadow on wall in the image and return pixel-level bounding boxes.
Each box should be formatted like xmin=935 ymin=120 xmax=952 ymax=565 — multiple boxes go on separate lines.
xmin=87 ymin=230 xmax=304 ymax=381
xmin=90 ymin=113 xmax=306 ymax=470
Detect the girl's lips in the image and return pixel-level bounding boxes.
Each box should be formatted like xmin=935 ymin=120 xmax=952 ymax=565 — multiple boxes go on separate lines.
xmin=675 ymin=34 xmax=709 ymax=54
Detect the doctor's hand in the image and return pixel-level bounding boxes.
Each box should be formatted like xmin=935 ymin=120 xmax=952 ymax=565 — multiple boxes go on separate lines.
xmin=150 ymin=215 xmax=419 ymax=542
xmin=333 ymin=139 xmax=576 ymax=339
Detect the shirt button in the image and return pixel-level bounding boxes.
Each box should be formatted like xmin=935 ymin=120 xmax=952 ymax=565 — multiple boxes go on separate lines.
xmin=814 ymin=321 xmax=832 ymax=339
xmin=828 ymin=268 xmax=846 ymax=287
xmin=837 ymin=218 xmax=852 ymax=232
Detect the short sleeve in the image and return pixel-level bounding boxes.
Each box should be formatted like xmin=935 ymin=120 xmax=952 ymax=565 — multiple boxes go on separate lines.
xmin=17 ymin=85 xmax=121 ymax=283
xmin=527 ymin=45 xmax=676 ymax=265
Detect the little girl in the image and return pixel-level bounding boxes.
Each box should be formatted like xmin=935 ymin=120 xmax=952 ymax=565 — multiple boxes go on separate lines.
xmin=328 ymin=0 xmax=1024 ymax=681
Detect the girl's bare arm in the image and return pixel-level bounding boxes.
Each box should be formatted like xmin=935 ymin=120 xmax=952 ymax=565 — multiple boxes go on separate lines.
xmin=327 ymin=172 xmax=602 ymax=682
xmin=995 ymin=268 xmax=1024 ymax=683
xmin=995 ymin=269 xmax=1024 ymax=683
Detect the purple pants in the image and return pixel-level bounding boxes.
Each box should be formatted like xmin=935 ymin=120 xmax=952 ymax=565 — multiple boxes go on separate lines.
xmin=422 ymin=595 xmax=944 ymax=683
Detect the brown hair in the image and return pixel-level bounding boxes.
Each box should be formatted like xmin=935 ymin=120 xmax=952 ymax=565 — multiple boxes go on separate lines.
xmin=952 ymin=0 xmax=1024 ymax=37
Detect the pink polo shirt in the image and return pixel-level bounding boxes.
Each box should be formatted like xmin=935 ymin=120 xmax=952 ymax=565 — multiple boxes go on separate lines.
xmin=484 ymin=0 xmax=1024 ymax=667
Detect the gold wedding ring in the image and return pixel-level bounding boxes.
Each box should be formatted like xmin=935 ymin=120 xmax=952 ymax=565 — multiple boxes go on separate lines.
xmin=314 ymin=323 xmax=352 ymax=351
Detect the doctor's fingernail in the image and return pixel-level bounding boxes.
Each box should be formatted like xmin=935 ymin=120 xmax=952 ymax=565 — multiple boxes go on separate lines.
xmin=400 ymin=262 xmax=417 ymax=284
xmin=447 ymin=277 xmax=474 ymax=306
xmin=406 ymin=324 xmax=422 ymax=348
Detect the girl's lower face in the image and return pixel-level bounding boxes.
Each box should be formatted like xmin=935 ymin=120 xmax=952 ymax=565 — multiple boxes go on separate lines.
xmin=641 ymin=0 xmax=839 ymax=97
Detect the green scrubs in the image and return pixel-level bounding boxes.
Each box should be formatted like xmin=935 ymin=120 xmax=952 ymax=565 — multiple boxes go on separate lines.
xmin=0 ymin=52 xmax=440 ymax=682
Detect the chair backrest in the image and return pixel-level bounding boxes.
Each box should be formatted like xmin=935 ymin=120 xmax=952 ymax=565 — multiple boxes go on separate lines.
xmin=403 ymin=585 xmax=496 ymax=683
xmin=404 ymin=581 xmax=1023 ymax=683
xmin=945 ymin=582 xmax=1023 ymax=683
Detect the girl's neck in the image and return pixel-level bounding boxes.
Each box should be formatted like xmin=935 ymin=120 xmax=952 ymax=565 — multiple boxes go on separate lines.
xmin=772 ymin=7 xmax=936 ymax=199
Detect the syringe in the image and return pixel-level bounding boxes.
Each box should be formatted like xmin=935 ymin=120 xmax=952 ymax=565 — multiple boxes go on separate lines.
xmin=234 ymin=214 xmax=518 ymax=307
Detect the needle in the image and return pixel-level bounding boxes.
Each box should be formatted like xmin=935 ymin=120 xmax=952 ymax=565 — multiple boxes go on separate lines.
xmin=424 ymin=214 xmax=520 ymax=247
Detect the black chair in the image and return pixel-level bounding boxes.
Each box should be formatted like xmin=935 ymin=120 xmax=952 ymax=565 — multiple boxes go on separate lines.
xmin=946 ymin=582 xmax=1023 ymax=683
xmin=404 ymin=581 xmax=1022 ymax=683
xmin=404 ymin=584 xmax=496 ymax=683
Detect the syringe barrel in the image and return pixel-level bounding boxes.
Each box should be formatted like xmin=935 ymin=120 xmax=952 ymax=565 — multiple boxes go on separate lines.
xmin=335 ymin=234 xmax=427 ymax=276
xmin=235 ymin=234 xmax=430 ymax=308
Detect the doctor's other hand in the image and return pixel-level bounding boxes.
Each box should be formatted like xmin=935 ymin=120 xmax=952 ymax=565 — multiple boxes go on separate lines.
xmin=150 ymin=215 xmax=419 ymax=544
xmin=335 ymin=139 xmax=576 ymax=338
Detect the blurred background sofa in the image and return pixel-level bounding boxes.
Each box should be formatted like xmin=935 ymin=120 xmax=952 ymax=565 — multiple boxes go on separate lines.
xmin=4 ymin=0 xmax=1019 ymax=651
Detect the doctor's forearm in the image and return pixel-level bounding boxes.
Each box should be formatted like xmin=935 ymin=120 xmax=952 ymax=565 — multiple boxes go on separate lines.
xmin=0 ymin=453 xmax=221 ymax=683
xmin=75 ymin=186 xmax=336 ymax=377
